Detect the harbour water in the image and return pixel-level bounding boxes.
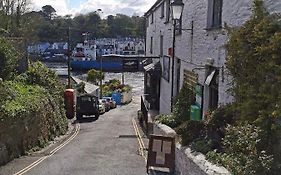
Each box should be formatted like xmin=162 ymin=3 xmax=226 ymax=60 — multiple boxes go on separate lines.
xmin=43 ymin=62 xmax=144 ymax=96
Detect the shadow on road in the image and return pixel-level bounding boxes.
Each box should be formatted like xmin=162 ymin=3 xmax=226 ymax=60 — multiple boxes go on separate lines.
xmin=76 ymin=117 xmax=98 ymax=123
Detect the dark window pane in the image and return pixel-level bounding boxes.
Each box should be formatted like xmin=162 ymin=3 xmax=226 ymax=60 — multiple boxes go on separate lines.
xmin=212 ymin=0 xmax=222 ymax=27
xmin=166 ymin=0 xmax=170 ymax=22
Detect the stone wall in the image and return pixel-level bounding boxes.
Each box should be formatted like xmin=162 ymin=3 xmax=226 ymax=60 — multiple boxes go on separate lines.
xmin=153 ymin=122 xmax=230 ymax=175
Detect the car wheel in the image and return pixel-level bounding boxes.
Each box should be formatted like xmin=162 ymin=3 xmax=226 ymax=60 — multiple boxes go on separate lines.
xmin=95 ymin=113 xmax=99 ymax=119
xmin=76 ymin=113 xmax=83 ymax=120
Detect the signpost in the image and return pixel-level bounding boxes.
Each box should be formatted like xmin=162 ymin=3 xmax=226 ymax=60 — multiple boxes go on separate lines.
xmin=147 ymin=134 xmax=175 ymax=173
xmin=122 ymin=59 xmax=139 ymax=71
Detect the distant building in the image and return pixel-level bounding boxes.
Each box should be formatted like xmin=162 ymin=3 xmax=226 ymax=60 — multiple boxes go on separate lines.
xmin=27 ymin=42 xmax=50 ymax=54
xmin=95 ymin=37 xmax=145 ymax=56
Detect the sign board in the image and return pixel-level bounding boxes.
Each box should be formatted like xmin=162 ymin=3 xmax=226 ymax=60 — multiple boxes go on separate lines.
xmin=122 ymin=59 xmax=139 ymax=71
xmin=195 ymin=84 xmax=203 ymax=108
xmin=147 ymin=134 xmax=175 ymax=173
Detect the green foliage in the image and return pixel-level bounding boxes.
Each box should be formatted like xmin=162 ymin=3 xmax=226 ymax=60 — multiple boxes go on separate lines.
xmin=102 ymin=79 xmax=132 ymax=96
xmin=87 ymin=69 xmax=104 ymax=85
xmin=226 ymin=0 xmax=281 ymax=123
xmin=75 ymin=82 xmax=85 ymax=94
xmin=0 ymin=38 xmax=19 ymax=80
xmin=204 ymin=105 xmax=235 ymax=150
xmin=207 ymin=124 xmax=273 ymax=175
xmin=0 ymin=61 xmax=68 ymax=164
xmin=175 ymin=120 xmax=206 ymax=146
xmin=225 ymin=0 xmax=281 ymax=172
xmin=190 ymin=139 xmax=214 ymax=155
xmin=155 ymin=114 xmax=180 ymax=129
xmin=17 ymin=62 xmax=65 ymax=109
xmin=173 ymin=83 xmax=195 ymax=124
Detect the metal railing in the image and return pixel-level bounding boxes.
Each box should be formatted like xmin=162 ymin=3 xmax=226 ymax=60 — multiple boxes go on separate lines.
xmin=141 ymin=95 xmax=150 ymax=133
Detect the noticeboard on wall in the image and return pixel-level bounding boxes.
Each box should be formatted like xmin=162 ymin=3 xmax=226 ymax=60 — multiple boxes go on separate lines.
xmin=195 ymin=84 xmax=203 ymax=108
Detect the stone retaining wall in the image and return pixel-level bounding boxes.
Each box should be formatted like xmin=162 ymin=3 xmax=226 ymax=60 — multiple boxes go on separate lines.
xmin=153 ymin=122 xmax=231 ymax=175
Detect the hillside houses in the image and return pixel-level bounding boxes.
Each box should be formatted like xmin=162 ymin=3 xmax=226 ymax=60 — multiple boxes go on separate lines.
xmin=95 ymin=38 xmax=145 ymax=56
xmin=27 ymin=42 xmax=68 ymax=55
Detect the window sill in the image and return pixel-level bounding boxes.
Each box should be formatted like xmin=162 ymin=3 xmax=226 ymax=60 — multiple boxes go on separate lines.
xmin=164 ymin=21 xmax=170 ymax=24
xmin=204 ymin=26 xmax=223 ymax=31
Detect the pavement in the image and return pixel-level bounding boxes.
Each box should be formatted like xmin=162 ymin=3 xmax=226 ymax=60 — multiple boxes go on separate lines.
xmin=0 ymin=96 xmax=172 ymax=175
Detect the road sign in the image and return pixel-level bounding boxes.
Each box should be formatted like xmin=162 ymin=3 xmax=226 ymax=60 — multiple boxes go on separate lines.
xmin=122 ymin=59 xmax=139 ymax=71
xmin=146 ymin=134 xmax=175 ymax=173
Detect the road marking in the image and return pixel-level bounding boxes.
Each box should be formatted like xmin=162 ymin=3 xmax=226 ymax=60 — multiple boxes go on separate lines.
xmin=13 ymin=123 xmax=80 ymax=175
xmin=132 ymin=118 xmax=147 ymax=161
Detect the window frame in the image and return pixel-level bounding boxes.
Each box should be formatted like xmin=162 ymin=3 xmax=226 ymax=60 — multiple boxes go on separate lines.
xmin=207 ymin=0 xmax=223 ymax=29
xmin=160 ymin=35 xmax=164 ymax=56
xmin=150 ymin=12 xmax=154 ymax=24
xmin=150 ymin=37 xmax=153 ymax=54
xmin=175 ymin=18 xmax=182 ymax=35
xmin=160 ymin=2 xmax=165 ymax=19
xmin=165 ymin=0 xmax=170 ymax=23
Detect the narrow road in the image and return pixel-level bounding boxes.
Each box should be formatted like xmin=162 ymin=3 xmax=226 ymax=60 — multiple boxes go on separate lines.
xmin=0 ymin=97 xmax=149 ymax=175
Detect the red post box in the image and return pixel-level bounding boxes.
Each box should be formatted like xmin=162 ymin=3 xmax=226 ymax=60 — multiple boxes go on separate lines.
xmin=64 ymin=89 xmax=76 ymax=119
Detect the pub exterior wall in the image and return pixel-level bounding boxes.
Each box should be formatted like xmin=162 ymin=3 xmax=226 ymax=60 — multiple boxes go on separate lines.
xmin=145 ymin=0 xmax=281 ymax=115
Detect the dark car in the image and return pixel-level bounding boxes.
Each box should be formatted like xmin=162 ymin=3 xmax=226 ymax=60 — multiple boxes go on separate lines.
xmin=76 ymin=94 xmax=99 ymax=120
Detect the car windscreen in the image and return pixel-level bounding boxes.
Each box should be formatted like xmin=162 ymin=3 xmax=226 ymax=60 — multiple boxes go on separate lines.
xmin=81 ymin=97 xmax=91 ymax=102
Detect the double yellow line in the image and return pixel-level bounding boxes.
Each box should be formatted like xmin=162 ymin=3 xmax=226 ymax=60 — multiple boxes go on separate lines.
xmin=13 ymin=123 xmax=80 ymax=175
xmin=132 ymin=118 xmax=147 ymax=161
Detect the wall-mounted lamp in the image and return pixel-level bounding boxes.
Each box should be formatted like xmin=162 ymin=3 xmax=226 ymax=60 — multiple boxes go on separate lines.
xmin=171 ymin=0 xmax=184 ymax=21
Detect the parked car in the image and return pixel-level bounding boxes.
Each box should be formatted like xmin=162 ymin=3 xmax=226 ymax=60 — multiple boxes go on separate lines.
xmin=99 ymin=99 xmax=110 ymax=112
xmin=76 ymin=94 xmax=99 ymax=120
xmin=98 ymin=101 xmax=106 ymax=114
xmin=103 ymin=97 xmax=117 ymax=109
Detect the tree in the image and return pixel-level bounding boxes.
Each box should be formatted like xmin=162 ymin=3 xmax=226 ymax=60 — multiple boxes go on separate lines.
xmin=87 ymin=69 xmax=104 ymax=85
xmin=41 ymin=5 xmax=56 ymax=20
xmin=0 ymin=38 xmax=19 ymax=80
xmin=226 ymin=0 xmax=281 ymax=172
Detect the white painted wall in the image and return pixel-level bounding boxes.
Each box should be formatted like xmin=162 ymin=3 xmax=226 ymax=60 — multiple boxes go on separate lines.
xmin=145 ymin=0 xmax=281 ymax=115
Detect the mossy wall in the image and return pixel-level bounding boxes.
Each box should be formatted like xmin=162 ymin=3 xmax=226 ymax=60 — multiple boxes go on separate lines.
xmin=0 ymin=65 xmax=68 ymax=165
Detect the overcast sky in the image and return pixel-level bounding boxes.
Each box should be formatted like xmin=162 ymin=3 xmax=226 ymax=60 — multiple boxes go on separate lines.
xmin=31 ymin=0 xmax=155 ymax=17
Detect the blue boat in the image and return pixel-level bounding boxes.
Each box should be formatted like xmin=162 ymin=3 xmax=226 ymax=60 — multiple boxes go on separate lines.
xmin=70 ymin=59 xmax=123 ymax=71
xmin=70 ymin=40 xmax=145 ymax=72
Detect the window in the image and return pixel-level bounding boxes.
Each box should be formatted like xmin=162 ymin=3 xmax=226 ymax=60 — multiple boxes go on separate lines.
xmin=151 ymin=12 xmax=154 ymax=24
xmin=150 ymin=37 xmax=153 ymax=54
xmin=175 ymin=18 xmax=182 ymax=35
xmin=162 ymin=56 xmax=170 ymax=82
xmin=207 ymin=0 xmax=223 ymax=28
xmin=160 ymin=3 xmax=165 ymax=18
xmin=160 ymin=35 xmax=163 ymax=56
xmin=165 ymin=0 xmax=170 ymax=23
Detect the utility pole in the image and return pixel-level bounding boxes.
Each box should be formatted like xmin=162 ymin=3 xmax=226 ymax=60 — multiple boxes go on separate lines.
xmin=171 ymin=20 xmax=176 ymax=112
xmin=100 ymin=56 xmax=103 ymax=98
xmin=122 ymin=72 xmax=125 ymax=85
xmin=67 ymin=26 xmax=71 ymax=88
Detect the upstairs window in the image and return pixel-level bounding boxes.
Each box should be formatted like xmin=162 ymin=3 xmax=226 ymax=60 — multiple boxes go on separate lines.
xmin=160 ymin=3 xmax=165 ymax=18
xmin=151 ymin=12 xmax=154 ymax=24
xmin=165 ymin=0 xmax=170 ymax=23
xmin=160 ymin=35 xmax=163 ymax=56
xmin=207 ymin=0 xmax=223 ymax=29
xmin=175 ymin=18 xmax=182 ymax=35
xmin=150 ymin=37 xmax=153 ymax=54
